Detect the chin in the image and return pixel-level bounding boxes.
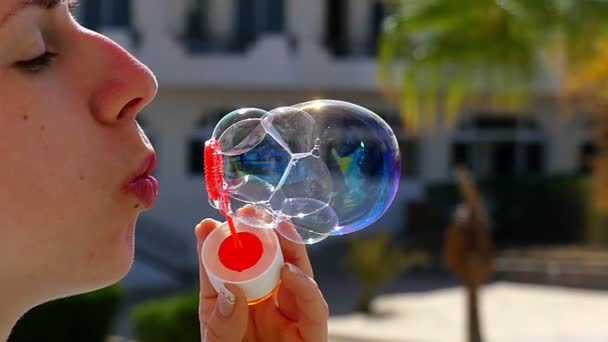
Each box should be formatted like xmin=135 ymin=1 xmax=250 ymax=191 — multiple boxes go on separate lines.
xmin=73 ymin=252 xmax=133 ymax=297
xmin=108 ymin=233 xmax=136 ymax=284
xmin=81 ymin=230 xmax=136 ymax=293
xmin=85 ymin=211 xmax=139 ymax=287
xmin=55 ymin=260 xmax=132 ymax=301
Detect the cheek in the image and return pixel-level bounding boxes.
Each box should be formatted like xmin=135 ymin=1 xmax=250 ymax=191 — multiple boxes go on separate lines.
xmin=0 ymin=107 xmax=132 ymax=274
xmin=0 ymin=65 xmax=140 ymax=269
xmin=0 ymin=90 xmax=113 ymax=236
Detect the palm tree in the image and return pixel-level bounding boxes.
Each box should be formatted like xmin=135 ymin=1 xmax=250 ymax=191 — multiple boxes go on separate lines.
xmin=379 ymin=0 xmax=608 ymax=242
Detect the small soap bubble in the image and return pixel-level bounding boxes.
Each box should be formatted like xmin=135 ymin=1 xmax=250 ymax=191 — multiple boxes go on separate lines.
xmin=261 ymin=107 xmax=317 ymax=154
xmin=212 ymin=108 xmax=267 ymax=141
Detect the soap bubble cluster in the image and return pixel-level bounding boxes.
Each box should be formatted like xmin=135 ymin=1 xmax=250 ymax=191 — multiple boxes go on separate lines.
xmin=206 ymin=100 xmax=401 ymax=244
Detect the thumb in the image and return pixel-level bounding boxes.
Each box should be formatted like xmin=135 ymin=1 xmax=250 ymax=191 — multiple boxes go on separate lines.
xmin=203 ymin=284 xmax=249 ymax=341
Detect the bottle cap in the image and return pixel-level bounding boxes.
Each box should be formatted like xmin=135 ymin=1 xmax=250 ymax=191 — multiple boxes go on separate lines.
xmin=201 ymin=221 xmax=283 ymax=304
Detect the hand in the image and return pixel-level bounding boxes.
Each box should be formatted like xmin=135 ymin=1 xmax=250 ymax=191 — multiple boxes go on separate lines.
xmin=195 ymin=213 xmax=329 ymax=341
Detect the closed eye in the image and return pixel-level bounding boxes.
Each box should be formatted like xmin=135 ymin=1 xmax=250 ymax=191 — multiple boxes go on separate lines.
xmin=16 ymin=51 xmax=58 ymax=73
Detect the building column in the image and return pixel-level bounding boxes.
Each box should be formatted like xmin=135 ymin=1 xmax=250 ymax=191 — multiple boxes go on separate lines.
xmin=132 ymin=0 xmax=187 ymax=56
xmin=287 ymin=0 xmax=331 ymax=86
xmin=98 ymin=0 xmax=134 ymax=52
xmin=420 ymin=127 xmax=452 ymax=183
xmin=209 ymin=0 xmax=235 ymax=43
xmin=347 ymin=0 xmax=370 ymax=55
xmin=545 ymin=114 xmax=582 ymax=174
xmin=288 ymin=0 xmax=323 ymax=44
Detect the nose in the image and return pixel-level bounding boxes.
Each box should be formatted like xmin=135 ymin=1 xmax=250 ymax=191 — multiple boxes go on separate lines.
xmin=87 ymin=32 xmax=158 ymax=124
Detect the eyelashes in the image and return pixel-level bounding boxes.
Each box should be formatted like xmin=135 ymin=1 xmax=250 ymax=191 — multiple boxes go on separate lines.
xmin=14 ymin=2 xmax=77 ymax=74
xmin=16 ymin=51 xmax=58 ymax=73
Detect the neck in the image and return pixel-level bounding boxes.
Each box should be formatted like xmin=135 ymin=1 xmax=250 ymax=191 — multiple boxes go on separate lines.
xmin=0 ymin=280 xmax=42 ymax=342
xmin=0 ymin=318 xmax=16 ymax=342
xmin=0 ymin=299 xmax=26 ymax=342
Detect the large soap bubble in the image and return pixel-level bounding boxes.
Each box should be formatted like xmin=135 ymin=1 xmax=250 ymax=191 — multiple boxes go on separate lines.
xmin=204 ymin=100 xmax=401 ymax=244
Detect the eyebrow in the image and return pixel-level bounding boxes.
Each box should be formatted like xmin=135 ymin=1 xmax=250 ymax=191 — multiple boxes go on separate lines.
xmin=0 ymin=0 xmax=78 ymax=31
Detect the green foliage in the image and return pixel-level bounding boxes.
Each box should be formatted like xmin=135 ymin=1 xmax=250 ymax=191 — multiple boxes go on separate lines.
xmin=130 ymin=291 xmax=200 ymax=342
xmin=379 ymin=0 xmax=608 ymax=130
xmin=344 ymin=233 xmax=429 ymax=313
xmin=425 ymin=175 xmax=593 ymax=245
xmin=9 ymin=285 xmax=124 ymax=342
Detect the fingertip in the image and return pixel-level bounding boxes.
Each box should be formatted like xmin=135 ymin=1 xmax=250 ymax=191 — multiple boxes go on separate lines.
xmin=236 ymin=205 xmax=256 ymax=216
xmin=280 ymin=264 xmax=329 ymax=323
xmin=195 ymin=218 xmax=220 ymax=240
xmin=205 ymin=283 xmax=249 ymax=341
xmin=220 ymin=284 xmax=248 ymax=317
xmin=276 ymin=228 xmax=314 ymax=277
xmin=224 ymin=283 xmax=246 ymax=302
xmin=280 ymin=265 xmax=294 ymax=287
xmin=281 ymin=263 xmax=317 ymax=293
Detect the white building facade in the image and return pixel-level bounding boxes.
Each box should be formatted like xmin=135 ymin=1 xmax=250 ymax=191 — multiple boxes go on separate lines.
xmin=76 ymin=0 xmax=594 ymax=271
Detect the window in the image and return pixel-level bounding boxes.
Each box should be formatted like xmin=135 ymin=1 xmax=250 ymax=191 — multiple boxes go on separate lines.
xmin=525 ymin=142 xmax=544 ymax=174
xmin=188 ymin=138 xmax=206 ymax=175
xmin=451 ymin=114 xmax=546 ymax=178
xmin=451 ymin=142 xmax=471 ymax=169
xmin=184 ymin=0 xmax=286 ymax=53
xmin=400 ymin=139 xmax=420 ymax=178
xmin=324 ymin=0 xmax=348 ymax=56
xmin=184 ymin=0 xmax=209 ymax=39
xmin=579 ymin=141 xmax=597 ymax=175
xmin=188 ymin=109 xmax=230 ymax=176
xmin=367 ymin=0 xmax=387 ymax=56
xmin=493 ymin=142 xmax=516 ymax=176
xmin=188 ymin=126 xmax=213 ymax=176
xmin=234 ymin=0 xmax=285 ymax=50
xmin=261 ymin=0 xmax=285 ymax=33
xmin=182 ymin=0 xmax=213 ymax=52
xmin=235 ymin=0 xmax=256 ymax=49
xmin=78 ymin=0 xmax=131 ymax=31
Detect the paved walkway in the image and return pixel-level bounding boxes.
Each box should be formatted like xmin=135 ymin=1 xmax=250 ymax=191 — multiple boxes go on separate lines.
xmin=328 ymin=282 xmax=608 ymax=342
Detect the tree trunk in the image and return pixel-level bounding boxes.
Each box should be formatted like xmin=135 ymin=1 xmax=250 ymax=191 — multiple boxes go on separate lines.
xmin=357 ymin=285 xmax=376 ymax=314
xmin=590 ymin=111 xmax=608 ymax=243
xmin=467 ymin=283 xmax=483 ymax=342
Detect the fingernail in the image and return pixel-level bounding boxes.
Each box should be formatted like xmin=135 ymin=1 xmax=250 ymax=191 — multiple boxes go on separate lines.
xmin=286 ymin=263 xmax=308 ymax=279
xmin=218 ymin=286 xmax=236 ymax=317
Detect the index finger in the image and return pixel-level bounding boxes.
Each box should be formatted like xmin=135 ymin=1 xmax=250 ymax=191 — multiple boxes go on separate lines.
xmin=275 ymin=221 xmax=314 ymax=278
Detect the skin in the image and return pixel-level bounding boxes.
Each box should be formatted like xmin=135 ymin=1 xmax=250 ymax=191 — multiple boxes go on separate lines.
xmin=0 ymin=0 xmax=157 ymax=340
xmin=0 ymin=1 xmax=329 ymax=341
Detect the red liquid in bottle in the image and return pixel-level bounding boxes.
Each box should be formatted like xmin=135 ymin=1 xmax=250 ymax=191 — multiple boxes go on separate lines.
xmin=219 ymin=232 xmax=264 ymax=272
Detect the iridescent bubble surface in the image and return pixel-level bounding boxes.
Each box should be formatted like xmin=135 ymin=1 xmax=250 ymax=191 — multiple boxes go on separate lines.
xmin=292 ymin=100 xmax=401 ymax=235
xmin=206 ymin=100 xmax=401 ymax=244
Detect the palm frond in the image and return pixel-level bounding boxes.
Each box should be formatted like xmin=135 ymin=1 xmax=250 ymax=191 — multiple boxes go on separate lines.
xmin=378 ymin=0 xmax=608 ymax=134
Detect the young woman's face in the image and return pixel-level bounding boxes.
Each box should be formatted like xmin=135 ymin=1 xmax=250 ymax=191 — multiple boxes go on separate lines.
xmin=0 ymin=0 xmax=158 ymax=298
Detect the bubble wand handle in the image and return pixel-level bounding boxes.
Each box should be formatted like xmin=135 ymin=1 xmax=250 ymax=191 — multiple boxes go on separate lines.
xmin=204 ymin=138 xmax=242 ymax=249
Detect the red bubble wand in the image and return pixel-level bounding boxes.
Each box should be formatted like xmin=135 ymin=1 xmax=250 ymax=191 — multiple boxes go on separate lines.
xmin=204 ymin=138 xmax=243 ymax=249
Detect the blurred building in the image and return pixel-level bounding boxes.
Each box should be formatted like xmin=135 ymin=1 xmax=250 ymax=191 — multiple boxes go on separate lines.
xmin=76 ymin=0 xmax=594 ymax=276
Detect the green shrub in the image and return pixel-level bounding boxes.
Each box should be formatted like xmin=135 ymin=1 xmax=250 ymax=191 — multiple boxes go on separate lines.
xmin=131 ymin=291 xmax=200 ymax=342
xmin=425 ymin=175 xmax=592 ymax=246
xmin=344 ymin=233 xmax=429 ymax=314
xmin=9 ymin=285 xmax=124 ymax=342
